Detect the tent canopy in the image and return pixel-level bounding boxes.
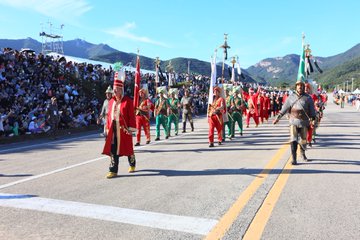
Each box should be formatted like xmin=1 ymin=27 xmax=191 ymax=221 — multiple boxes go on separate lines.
xmin=352 ymin=88 xmax=360 ymax=94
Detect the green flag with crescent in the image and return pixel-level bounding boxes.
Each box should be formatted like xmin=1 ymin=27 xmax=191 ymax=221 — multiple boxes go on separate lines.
xmin=297 ymin=41 xmax=306 ymax=82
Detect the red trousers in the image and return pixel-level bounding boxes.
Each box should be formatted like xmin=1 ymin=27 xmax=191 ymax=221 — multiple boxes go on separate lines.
xmin=259 ymin=109 xmax=268 ymax=123
xmin=208 ymin=115 xmax=223 ymax=143
xmin=307 ymin=125 xmax=314 ymax=143
xmin=246 ymin=112 xmax=259 ymax=126
xmin=136 ymin=115 xmax=150 ymax=143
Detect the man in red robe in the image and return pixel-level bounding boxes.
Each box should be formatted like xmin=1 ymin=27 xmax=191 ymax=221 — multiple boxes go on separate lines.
xmin=135 ymin=88 xmax=151 ymax=146
xmin=102 ymin=73 xmax=137 ymax=178
xmin=242 ymin=87 xmax=260 ymax=128
xmin=305 ymin=83 xmax=318 ymax=147
xmin=208 ymin=86 xmax=225 ymax=147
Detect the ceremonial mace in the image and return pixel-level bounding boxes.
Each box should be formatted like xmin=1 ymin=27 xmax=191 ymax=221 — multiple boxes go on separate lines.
xmin=219 ymin=33 xmax=230 ymax=84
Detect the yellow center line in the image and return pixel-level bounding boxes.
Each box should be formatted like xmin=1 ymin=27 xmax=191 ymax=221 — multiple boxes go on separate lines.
xmin=204 ymin=144 xmax=289 ymax=240
xmin=243 ymin=158 xmax=294 ymax=240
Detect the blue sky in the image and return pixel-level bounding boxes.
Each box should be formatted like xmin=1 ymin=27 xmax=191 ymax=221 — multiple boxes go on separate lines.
xmin=0 ymin=0 xmax=359 ymax=68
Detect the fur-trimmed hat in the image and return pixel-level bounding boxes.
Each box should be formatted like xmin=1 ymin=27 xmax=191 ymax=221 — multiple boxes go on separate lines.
xmin=113 ymin=71 xmax=124 ymax=88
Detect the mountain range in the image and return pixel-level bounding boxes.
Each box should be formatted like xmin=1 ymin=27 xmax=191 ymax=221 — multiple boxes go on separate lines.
xmin=1 ymin=37 xmax=360 ymax=89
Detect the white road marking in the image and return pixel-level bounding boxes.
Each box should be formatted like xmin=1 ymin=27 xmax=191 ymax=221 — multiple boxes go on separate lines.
xmin=0 ymin=130 xmax=198 ymax=190
xmin=0 ymin=156 xmax=106 ymax=190
xmin=0 ymin=193 xmax=217 ymax=235
xmin=1 ymin=127 xmax=198 ymax=189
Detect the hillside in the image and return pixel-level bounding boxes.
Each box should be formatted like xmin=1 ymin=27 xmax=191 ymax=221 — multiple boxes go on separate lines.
xmin=1 ymin=37 xmax=360 ymax=88
xmin=246 ymin=43 xmax=360 ymax=85
xmin=0 ymin=37 xmax=42 ymax=52
xmin=314 ymin=56 xmax=360 ymax=90
xmin=0 ymin=38 xmax=119 ymax=59
xmin=246 ymin=54 xmax=300 ymax=84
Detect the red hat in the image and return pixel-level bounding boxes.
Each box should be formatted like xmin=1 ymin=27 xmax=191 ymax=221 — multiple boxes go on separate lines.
xmin=249 ymin=88 xmax=254 ymax=93
xmin=113 ymin=72 xmax=124 ymax=88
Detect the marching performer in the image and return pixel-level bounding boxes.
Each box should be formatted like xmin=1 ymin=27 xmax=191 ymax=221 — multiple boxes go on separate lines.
xmin=181 ymin=89 xmax=194 ymax=132
xmin=223 ymin=85 xmax=233 ymax=140
xmin=258 ymin=90 xmax=266 ymax=124
xmin=263 ymin=92 xmax=271 ymax=123
xmin=273 ymin=80 xmax=316 ymax=165
xmin=208 ymin=86 xmax=225 ymax=147
xmin=97 ymin=86 xmax=113 ymax=136
xmin=167 ymin=88 xmax=180 ymax=136
xmin=102 ymin=72 xmax=137 ymax=178
xmin=154 ymin=87 xmax=170 ymax=141
xmin=230 ymin=86 xmax=246 ymax=137
xmin=135 ymin=87 xmax=151 ymax=146
xmin=242 ymin=87 xmax=261 ymax=128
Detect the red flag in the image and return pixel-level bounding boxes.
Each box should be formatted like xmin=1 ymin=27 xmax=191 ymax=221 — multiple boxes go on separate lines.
xmin=133 ymin=56 xmax=141 ymax=109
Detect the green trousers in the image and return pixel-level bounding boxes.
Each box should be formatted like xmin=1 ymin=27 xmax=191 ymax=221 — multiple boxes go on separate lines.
xmin=156 ymin=114 xmax=169 ymax=138
xmin=167 ymin=114 xmax=179 ymax=135
xmin=231 ymin=111 xmax=243 ymax=137
xmin=223 ymin=117 xmax=232 ymax=139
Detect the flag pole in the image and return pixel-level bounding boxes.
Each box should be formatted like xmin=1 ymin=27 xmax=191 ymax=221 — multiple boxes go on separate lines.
xmin=154 ymin=57 xmax=160 ymax=89
xmin=231 ymin=56 xmax=236 ymax=84
xmin=133 ymin=48 xmax=141 ymax=109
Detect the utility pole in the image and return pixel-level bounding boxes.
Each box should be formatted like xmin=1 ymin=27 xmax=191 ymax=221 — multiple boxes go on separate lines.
xmin=352 ymin=77 xmax=354 ymax=92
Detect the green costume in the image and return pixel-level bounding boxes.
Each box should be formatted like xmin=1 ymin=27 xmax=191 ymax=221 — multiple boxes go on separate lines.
xmin=223 ymin=95 xmax=233 ymax=139
xmin=230 ymin=94 xmax=246 ymax=137
xmin=167 ymin=97 xmax=179 ymax=136
xmin=155 ymin=96 xmax=169 ymax=140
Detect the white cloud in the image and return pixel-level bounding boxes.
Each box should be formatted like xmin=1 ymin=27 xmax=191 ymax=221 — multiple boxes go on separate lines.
xmin=105 ymin=22 xmax=170 ymax=48
xmin=0 ymin=0 xmax=92 ymax=20
xmin=281 ymin=36 xmax=296 ymax=45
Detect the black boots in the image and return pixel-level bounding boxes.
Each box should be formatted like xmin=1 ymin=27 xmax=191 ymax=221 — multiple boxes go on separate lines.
xmin=299 ymin=145 xmax=308 ymax=162
xmin=182 ymin=122 xmax=194 ymax=133
xmin=182 ymin=122 xmax=186 ymax=133
xmin=290 ymin=141 xmax=298 ymax=165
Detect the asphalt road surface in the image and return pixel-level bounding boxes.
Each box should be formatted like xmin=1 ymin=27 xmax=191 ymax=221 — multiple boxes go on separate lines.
xmin=1 ymin=97 xmax=359 ymax=240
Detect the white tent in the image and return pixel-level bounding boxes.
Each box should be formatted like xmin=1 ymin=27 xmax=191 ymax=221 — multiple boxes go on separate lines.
xmin=352 ymin=88 xmax=360 ymax=94
xmin=338 ymin=89 xmax=345 ymax=94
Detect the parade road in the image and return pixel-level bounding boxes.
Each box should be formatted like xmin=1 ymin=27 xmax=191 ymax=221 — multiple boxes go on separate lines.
xmin=1 ymin=98 xmax=359 ymax=240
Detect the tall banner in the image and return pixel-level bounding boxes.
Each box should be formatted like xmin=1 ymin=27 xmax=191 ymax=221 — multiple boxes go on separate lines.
xmin=155 ymin=63 xmax=159 ymax=83
xmin=230 ymin=64 xmax=235 ymax=82
xmin=133 ymin=56 xmax=141 ymax=109
xmin=208 ymin=51 xmax=217 ymax=105
xmin=297 ymin=37 xmax=306 ymax=82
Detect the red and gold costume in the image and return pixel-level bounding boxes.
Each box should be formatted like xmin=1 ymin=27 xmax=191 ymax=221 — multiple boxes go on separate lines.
xmin=102 ymin=73 xmax=137 ymax=178
xmin=208 ymin=87 xmax=225 ymax=145
xmin=262 ymin=92 xmax=271 ymax=122
xmin=102 ymin=95 xmax=136 ymax=156
xmin=135 ymin=90 xmax=151 ymax=145
xmin=243 ymin=88 xmax=260 ymax=127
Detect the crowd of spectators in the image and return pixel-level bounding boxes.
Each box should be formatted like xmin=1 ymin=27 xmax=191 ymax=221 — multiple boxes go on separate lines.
xmin=0 ymin=48 xmax=110 ymax=138
xmin=1 ymin=46 xmax=272 ymax=139
xmin=0 ymin=48 xmax=217 ymax=139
